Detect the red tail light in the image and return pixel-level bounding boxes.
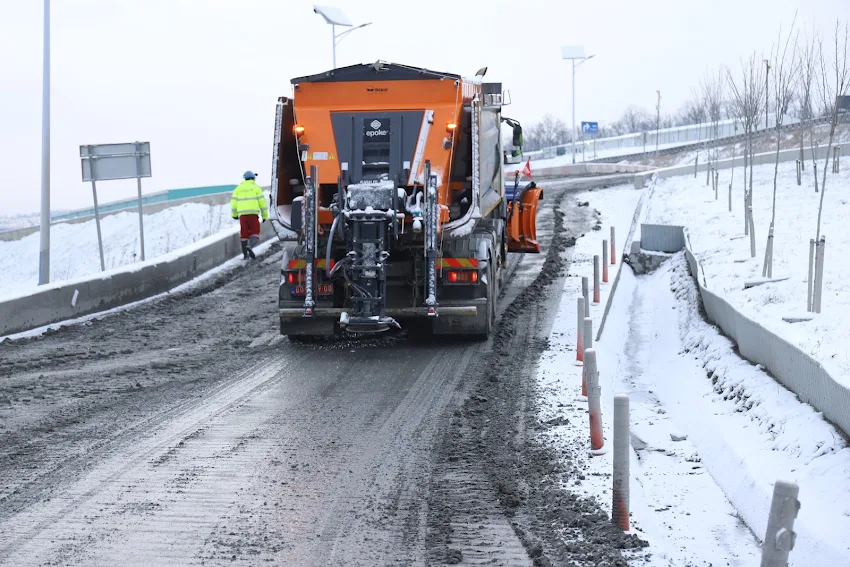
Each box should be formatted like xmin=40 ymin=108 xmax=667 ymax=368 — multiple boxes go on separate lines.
xmin=446 ymin=270 xmax=478 ymax=283
xmin=287 ymin=271 xmax=306 ymax=284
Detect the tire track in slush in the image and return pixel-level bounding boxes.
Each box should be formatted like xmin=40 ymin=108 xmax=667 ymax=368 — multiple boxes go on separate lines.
xmin=0 ymin=352 xmax=312 ymax=566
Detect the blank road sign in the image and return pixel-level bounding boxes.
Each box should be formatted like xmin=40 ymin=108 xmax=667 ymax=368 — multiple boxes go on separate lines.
xmin=560 ymin=45 xmax=586 ymax=59
xmin=80 ymin=142 xmax=151 ymax=182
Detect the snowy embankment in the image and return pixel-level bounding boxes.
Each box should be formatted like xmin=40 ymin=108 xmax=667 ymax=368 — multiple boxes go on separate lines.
xmin=646 ymin=159 xmax=850 ymax=383
xmin=0 ymin=202 xmax=241 ymax=301
xmin=537 ymin=183 xmax=850 ymax=566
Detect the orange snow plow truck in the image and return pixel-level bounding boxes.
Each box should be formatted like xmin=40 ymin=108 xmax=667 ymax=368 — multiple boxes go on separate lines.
xmin=270 ymin=61 xmax=542 ymax=340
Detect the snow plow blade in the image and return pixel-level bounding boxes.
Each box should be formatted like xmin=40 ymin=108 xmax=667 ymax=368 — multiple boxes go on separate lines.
xmin=506 ymin=182 xmax=542 ymax=253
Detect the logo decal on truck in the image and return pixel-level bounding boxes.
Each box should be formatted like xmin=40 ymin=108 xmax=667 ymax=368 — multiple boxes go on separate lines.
xmin=370 ymin=120 xmax=382 ymax=129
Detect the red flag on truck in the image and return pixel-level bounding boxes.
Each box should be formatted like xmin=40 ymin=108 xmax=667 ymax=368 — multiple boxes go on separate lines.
xmin=522 ymin=158 xmax=532 ymax=179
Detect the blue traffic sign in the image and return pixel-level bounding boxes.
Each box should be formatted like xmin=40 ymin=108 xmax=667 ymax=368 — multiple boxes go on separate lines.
xmin=581 ymin=121 xmax=598 ymax=135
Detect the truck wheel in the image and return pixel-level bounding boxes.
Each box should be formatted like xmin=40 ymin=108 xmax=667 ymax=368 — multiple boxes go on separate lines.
xmin=473 ymin=256 xmax=497 ymax=341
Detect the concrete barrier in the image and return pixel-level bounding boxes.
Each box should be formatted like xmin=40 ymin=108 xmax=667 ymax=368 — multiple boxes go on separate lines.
xmin=529 ymin=163 xmax=653 ymax=179
xmin=0 ymin=222 xmax=279 ymax=337
xmin=636 ymin=223 xmax=850 ymax=438
xmin=634 ymin=144 xmax=850 ymax=189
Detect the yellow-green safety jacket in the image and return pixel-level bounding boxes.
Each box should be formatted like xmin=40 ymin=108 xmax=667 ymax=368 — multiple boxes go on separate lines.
xmin=231 ymin=180 xmax=268 ymax=219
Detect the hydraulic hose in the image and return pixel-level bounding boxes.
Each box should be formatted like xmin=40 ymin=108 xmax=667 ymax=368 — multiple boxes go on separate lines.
xmin=325 ymin=213 xmax=341 ymax=278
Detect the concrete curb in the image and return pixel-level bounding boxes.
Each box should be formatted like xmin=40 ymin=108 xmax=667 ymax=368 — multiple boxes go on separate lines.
xmin=0 ymin=222 xmax=280 ymax=337
xmin=635 ymin=223 xmax=850 ymax=438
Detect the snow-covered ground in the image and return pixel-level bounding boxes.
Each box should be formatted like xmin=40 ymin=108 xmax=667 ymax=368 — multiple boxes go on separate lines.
xmin=523 ymin=140 xmax=694 ymax=169
xmin=536 ymin=184 xmax=850 ymax=566
xmin=0 ymin=213 xmax=40 ymax=233
xmin=645 ymin=159 xmax=850 ymax=383
xmin=0 ymin=202 xmax=240 ymax=301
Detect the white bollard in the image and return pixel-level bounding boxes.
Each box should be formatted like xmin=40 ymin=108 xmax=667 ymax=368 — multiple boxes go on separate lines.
xmin=760 ymin=480 xmax=800 ymax=567
xmin=807 ymin=238 xmax=815 ymax=312
xmin=593 ymin=255 xmax=601 ymax=303
xmin=582 ymin=317 xmax=593 ymax=396
xmin=582 ymin=276 xmax=590 ymax=317
xmin=602 ymin=240 xmax=609 ymax=283
xmin=612 ymin=394 xmax=630 ymax=531
xmin=585 ymin=349 xmax=604 ymax=451
xmin=715 ymin=171 xmax=719 ymax=200
xmin=815 ymin=236 xmax=826 ymax=313
xmin=576 ymin=297 xmax=585 ymax=362
xmin=610 ymin=227 xmax=616 ymax=265
xmin=728 ymin=183 xmax=732 ymax=212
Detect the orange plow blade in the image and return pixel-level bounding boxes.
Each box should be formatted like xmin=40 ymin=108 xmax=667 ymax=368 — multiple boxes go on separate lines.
xmin=507 ymin=184 xmax=542 ymax=253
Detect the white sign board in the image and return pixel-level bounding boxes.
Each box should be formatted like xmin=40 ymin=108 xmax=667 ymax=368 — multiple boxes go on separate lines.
xmin=80 ymin=142 xmax=151 ymax=182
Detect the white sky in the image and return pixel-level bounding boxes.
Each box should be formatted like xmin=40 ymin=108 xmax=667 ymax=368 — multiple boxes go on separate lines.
xmin=0 ymin=0 xmax=845 ymax=215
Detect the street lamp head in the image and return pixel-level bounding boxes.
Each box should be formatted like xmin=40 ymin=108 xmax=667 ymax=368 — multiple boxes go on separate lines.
xmin=313 ymin=5 xmax=353 ymax=26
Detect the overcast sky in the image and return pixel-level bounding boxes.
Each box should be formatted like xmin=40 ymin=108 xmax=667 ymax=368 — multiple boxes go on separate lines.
xmin=0 ymin=0 xmax=845 ymax=215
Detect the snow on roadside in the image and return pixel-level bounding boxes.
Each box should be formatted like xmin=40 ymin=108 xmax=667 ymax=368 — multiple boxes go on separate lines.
xmin=536 ymin=182 xmax=850 ymax=566
xmin=0 ymin=202 xmax=240 ymax=301
xmin=645 ymin=159 xmax=850 ymax=383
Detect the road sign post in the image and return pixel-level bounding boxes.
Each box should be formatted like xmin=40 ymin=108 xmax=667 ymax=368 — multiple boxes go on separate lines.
xmin=80 ymin=142 xmax=152 ymax=271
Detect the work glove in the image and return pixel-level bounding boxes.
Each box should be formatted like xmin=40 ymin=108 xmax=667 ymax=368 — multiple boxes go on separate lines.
xmin=232 ymin=216 xmax=238 ymax=220
xmin=262 ymin=219 xmax=267 ymax=223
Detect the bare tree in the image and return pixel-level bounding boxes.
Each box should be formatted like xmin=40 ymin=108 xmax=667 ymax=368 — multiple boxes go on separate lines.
xmin=763 ymin=17 xmax=799 ymax=277
xmin=700 ymin=69 xmax=726 ymax=167
xmin=814 ymin=20 xmax=850 ymax=240
xmin=797 ymin=27 xmax=819 ymax=182
xmin=727 ymin=53 xmax=766 ymax=257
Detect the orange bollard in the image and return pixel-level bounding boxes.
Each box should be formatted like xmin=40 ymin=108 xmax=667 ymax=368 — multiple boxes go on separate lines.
xmin=585 ymin=348 xmax=604 ymax=450
xmin=611 ymin=227 xmax=616 ymax=265
xmin=582 ymin=318 xmax=593 ymax=396
xmin=603 ymin=241 xmax=609 ymax=283
xmin=576 ymin=297 xmax=585 ymax=362
xmin=593 ymin=255 xmax=601 ymax=303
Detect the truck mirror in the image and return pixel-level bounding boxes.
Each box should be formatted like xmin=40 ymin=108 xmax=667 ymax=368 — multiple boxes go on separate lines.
xmin=512 ymin=125 xmax=523 ymax=148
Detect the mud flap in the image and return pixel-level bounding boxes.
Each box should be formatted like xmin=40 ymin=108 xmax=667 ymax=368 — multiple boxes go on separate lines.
xmin=507 ymin=185 xmax=542 ymax=253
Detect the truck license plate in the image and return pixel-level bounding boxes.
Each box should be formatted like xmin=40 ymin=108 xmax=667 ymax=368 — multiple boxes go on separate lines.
xmin=291 ymin=284 xmax=333 ymax=296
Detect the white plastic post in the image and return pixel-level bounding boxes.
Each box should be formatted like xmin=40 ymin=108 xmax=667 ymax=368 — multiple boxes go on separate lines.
xmin=744 ymin=189 xmax=749 ymax=235
xmin=602 ymin=240 xmax=609 ymax=282
xmin=728 ymin=183 xmax=732 ymax=212
xmin=760 ymin=480 xmax=800 ymax=567
xmin=815 ymin=236 xmax=826 ymax=313
xmin=749 ymin=206 xmax=756 ymax=258
xmin=582 ymin=276 xmax=590 ymax=317
xmin=807 ymin=238 xmax=815 ymax=312
xmin=612 ymin=394 xmax=630 ymax=531
xmin=576 ymin=296 xmax=585 ymax=362
xmin=796 ymin=160 xmax=802 ymax=186
xmin=582 ymin=317 xmax=593 ymax=396
xmin=715 ymin=171 xmax=719 ymax=200
xmin=585 ymin=348 xmax=604 ymax=451
xmin=694 ymin=155 xmax=699 ymax=178
xmin=610 ymin=227 xmax=616 ymax=265
xmin=593 ymin=255 xmax=600 ymax=303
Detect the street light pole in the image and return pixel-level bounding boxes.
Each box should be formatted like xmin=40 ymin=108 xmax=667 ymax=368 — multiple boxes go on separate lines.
xmin=572 ymin=59 xmax=576 ymax=164
xmin=764 ymin=59 xmax=771 ymax=130
xmin=333 ymin=22 xmax=371 ymax=68
xmin=38 ymin=0 xmax=51 ymax=285
xmin=561 ymin=48 xmax=595 ymax=164
xmin=655 ymin=90 xmax=661 ymax=153
xmin=332 ymin=24 xmax=336 ymax=68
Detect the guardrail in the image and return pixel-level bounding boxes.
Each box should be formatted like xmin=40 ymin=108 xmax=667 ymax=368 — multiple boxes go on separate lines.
xmin=634 ymin=223 xmax=850 ymax=438
xmin=0 ymin=222 xmax=280 ymax=337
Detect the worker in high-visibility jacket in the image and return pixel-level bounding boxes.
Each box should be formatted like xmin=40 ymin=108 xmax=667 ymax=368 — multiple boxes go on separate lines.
xmin=231 ymin=171 xmax=268 ymax=259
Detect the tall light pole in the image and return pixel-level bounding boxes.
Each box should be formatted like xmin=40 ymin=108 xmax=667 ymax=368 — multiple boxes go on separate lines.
xmin=764 ymin=58 xmax=771 ymax=130
xmin=655 ymin=90 xmax=661 ymax=153
xmin=561 ymin=46 xmax=595 ymax=164
xmin=38 ymin=0 xmax=51 ymax=285
xmin=313 ymin=5 xmax=371 ymax=68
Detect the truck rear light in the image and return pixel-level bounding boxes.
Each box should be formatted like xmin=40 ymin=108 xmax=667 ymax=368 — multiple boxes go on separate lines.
xmin=446 ymin=270 xmax=478 ymax=283
xmin=446 ymin=121 xmax=457 ymax=132
xmin=293 ymin=124 xmax=305 ymax=135
xmin=287 ymin=271 xmax=305 ymax=284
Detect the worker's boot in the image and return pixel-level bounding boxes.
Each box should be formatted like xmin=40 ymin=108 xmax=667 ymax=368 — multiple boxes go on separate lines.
xmin=247 ymin=236 xmax=258 ymax=259
xmin=241 ymin=241 xmax=249 ymax=259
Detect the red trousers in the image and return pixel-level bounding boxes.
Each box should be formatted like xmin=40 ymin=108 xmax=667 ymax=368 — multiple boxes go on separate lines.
xmin=239 ymin=215 xmax=261 ymax=240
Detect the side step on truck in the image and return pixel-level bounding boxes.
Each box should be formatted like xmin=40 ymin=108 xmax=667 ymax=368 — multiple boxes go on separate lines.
xmin=269 ymin=61 xmax=542 ymax=340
